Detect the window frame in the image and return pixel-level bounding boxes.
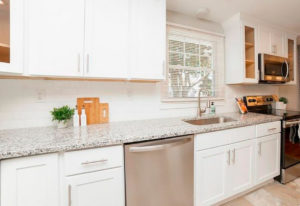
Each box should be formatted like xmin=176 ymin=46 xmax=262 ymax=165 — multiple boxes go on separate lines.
xmin=161 ymin=24 xmax=225 ymax=102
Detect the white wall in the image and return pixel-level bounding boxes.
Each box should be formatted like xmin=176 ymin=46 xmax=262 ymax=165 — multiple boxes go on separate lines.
xmin=0 ymin=11 xmax=281 ymax=130
xmin=167 ymin=10 xmax=224 ymax=35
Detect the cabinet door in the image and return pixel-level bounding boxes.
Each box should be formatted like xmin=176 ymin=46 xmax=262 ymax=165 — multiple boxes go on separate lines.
xmin=242 ymin=22 xmax=258 ymax=83
xmin=1 ymin=154 xmax=59 ymax=206
xmin=84 ymin=0 xmax=129 ymax=79
xmin=25 ymin=0 xmax=85 ymax=77
xmin=228 ymin=140 xmax=254 ymax=196
xmin=270 ymin=30 xmax=285 ymax=57
xmin=0 ymin=0 xmax=23 ymax=74
xmin=259 ymin=26 xmax=271 ymax=54
xmin=66 ymin=168 xmax=125 ymax=206
xmin=286 ymin=34 xmax=297 ymax=85
xmin=255 ymin=133 xmax=280 ymax=185
xmin=129 ymin=0 xmax=166 ymax=80
xmin=195 ymin=145 xmax=229 ymax=206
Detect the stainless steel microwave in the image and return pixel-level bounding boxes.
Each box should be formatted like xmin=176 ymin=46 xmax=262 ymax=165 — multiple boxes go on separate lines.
xmin=258 ymin=53 xmax=289 ymax=84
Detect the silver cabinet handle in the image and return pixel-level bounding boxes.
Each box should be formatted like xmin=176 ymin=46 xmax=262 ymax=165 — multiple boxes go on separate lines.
xmin=227 ymin=150 xmax=231 ymax=165
xmin=68 ymin=185 xmax=72 ymax=206
xmin=77 ymin=53 xmax=81 ymax=73
xmin=231 ymin=149 xmax=235 ymax=164
xmin=258 ymin=142 xmax=262 ymax=155
xmin=81 ymin=158 xmax=108 ymax=165
xmin=86 ymin=54 xmax=90 ymax=74
xmin=129 ymin=138 xmax=191 ymax=153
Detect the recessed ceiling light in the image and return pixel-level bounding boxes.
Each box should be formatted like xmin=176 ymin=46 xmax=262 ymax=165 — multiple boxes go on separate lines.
xmin=0 ymin=0 xmax=4 ymax=5
xmin=196 ymin=8 xmax=210 ymax=19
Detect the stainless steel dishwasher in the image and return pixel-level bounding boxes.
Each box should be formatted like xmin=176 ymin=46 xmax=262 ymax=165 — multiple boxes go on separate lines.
xmin=125 ymin=135 xmax=194 ymax=206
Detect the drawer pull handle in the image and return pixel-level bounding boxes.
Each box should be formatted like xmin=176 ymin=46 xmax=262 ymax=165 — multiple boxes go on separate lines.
xmin=268 ymin=128 xmax=277 ymax=132
xmin=81 ymin=159 xmax=108 ymax=165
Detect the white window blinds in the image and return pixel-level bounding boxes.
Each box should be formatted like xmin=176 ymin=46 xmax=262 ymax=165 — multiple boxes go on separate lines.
xmin=165 ymin=26 xmax=224 ymax=100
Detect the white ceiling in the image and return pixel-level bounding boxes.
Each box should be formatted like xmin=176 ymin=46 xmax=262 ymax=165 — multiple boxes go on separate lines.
xmin=167 ymin=0 xmax=300 ymax=34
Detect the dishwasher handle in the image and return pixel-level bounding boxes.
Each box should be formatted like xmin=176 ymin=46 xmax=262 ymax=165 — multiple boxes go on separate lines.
xmin=129 ymin=137 xmax=192 ymax=153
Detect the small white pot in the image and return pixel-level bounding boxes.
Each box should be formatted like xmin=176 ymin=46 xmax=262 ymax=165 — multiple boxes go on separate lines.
xmin=276 ymin=102 xmax=287 ymax=110
xmin=57 ymin=121 xmax=69 ymax=129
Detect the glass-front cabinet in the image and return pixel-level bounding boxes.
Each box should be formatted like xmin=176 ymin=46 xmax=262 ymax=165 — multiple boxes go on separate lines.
xmin=0 ymin=0 xmax=23 ymax=74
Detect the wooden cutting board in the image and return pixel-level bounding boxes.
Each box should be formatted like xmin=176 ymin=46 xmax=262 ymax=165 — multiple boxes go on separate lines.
xmin=77 ymin=97 xmax=109 ymax=125
xmin=77 ymin=97 xmax=100 ymax=125
xmin=99 ymin=103 xmax=109 ymax=123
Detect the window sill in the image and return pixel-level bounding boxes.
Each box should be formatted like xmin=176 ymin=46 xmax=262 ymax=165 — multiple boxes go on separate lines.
xmin=161 ymin=97 xmax=225 ymax=103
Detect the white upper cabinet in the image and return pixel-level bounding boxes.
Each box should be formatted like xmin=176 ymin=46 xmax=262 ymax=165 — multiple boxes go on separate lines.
xmin=223 ymin=14 xmax=259 ymax=84
xmin=270 ymin=30 xmax=285 ymax=57
xmin=0 ymin=0 xmax=23 ymax=74
xmin=286 ymin=34 xmax=297 ymax=85
xmin=84 ymin=0 xmax=129 ymax=79
xmin=25 ymin=0 xmax=85 ymax=77
xmin=129 ymin=0 xmax=166 ymax=80
xmin=258 ymin=26 xmax=285 ymax=57
xmin=223 ymin=13 xmax=298 ymax=85
xmin=259 ymin=27 xmax=271 ymax=55
xmin=24 ymin=0 xmax=166 ymax=80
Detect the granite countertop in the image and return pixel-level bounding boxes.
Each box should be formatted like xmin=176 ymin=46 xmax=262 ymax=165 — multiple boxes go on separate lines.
xmin=0 ymin=112 xmax=282 ymax=160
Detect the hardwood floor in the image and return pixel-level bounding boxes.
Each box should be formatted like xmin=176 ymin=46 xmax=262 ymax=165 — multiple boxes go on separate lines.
xmin=222 ymin=178 xmax=300 ymax=206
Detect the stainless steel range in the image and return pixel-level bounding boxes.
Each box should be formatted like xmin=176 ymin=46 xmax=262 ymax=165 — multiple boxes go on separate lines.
xmin=244 ymin=95 xmax=300 ymax=184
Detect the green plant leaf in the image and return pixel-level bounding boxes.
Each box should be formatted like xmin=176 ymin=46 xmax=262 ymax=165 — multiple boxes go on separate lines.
xmin=50 ymin=105 xmax=75 ymax=123
xmin=279 ymin=97 xmax=288 ymax=104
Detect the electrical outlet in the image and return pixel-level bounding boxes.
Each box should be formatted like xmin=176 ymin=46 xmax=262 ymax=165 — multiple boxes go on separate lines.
xmin=36 ymin=89 xmax=46 ymax=103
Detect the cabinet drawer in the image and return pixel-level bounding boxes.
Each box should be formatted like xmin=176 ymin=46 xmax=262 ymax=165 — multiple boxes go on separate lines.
xmin=195 ymin=125 xmax=256 ymax=151
xmin=63 ymin=145 xmax=123 ymax=176
xmin=256 ymin=121 xmax=281 ymax=137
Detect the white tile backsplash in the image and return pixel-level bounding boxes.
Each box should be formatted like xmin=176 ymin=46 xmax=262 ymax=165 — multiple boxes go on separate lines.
xmin=0 ymin=79 xmax=280 ymax=130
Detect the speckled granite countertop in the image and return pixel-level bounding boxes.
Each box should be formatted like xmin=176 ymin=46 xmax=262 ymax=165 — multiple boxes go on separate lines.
xmin=0 ymin=112 xmax=281 ymax=160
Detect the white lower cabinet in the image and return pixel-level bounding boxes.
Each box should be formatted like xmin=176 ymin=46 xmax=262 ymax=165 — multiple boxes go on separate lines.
xmin=1 ymin=154 xmax=59 ymax=206
xmin=255 ymin=133 xmax=281 ymax=184
xmin=195 ymin=140 xmax=254 ymax=206
xmin=65 ymin=168 xmax=125 ymax=206
xmin=195 ymin=145 xmax=229 ymax=206
xmin=228 ymin=140 xmax=254 ymax=196
xmin=195 ymin=121 xmax=281 ymax=206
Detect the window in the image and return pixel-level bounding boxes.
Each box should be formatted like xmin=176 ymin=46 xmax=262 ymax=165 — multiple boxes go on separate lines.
xmin=165 ymin=25 xmax=224 ymax=100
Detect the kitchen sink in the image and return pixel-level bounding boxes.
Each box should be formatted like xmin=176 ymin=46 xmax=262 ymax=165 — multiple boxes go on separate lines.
xmin=184 ymin=116 xmax=237 ymax=126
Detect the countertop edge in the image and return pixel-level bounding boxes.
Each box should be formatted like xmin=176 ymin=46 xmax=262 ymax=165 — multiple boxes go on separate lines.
xmin=0 ymin=115 xmax=282 ymax=160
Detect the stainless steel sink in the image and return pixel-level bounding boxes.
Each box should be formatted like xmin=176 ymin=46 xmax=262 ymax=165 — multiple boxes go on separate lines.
xmin=184 ymin=116 xmax=237 ymax=126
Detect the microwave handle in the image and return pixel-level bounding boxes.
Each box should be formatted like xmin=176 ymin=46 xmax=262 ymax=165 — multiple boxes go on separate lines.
xmin=284 ymin=60 xmax=289 ymax=80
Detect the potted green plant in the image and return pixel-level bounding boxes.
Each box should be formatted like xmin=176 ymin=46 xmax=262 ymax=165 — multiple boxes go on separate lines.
xmin=51 ymin=105 xmax=75 ymax=128
xmin=276 ymin=97 xmax=288 ymax=110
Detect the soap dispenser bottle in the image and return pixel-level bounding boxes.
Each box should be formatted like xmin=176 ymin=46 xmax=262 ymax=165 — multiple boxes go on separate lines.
xmin=73 ymin=105 xmax=80 ymax=127
xmin=81 ymin=105 xmax=87 ymax=126
xmin=210 ymin=102 xmax=216 ymax=114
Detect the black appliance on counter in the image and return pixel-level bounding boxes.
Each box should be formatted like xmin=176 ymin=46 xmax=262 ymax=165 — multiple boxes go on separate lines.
xmin=244 ymin=95 xmax=300 ymax=184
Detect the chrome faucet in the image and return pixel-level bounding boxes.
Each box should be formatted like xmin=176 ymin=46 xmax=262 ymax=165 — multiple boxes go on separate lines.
xmin=197 ymin=89 xmax=210 ymax=118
